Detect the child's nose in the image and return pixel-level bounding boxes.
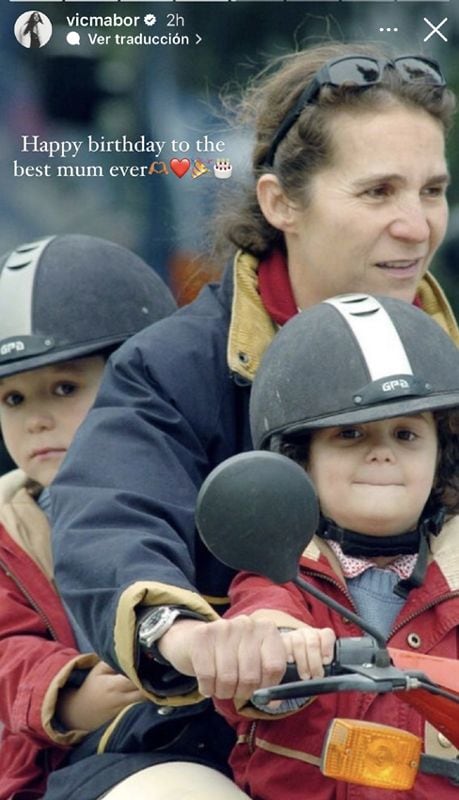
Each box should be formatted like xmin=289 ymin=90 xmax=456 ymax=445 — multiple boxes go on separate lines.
xmin=26 ymin=411 xmax=54 ymax=433
xmin=365 ymin=439 xmax=396 ymax=463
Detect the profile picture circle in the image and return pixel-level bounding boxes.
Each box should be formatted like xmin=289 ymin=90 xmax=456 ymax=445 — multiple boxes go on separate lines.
xmin=14 ymin=11 xmax=53 ymax=49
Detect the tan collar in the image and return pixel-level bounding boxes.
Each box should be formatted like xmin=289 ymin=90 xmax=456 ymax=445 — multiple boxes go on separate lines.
xmin=0 ymin=469 xmax=53 ymax=580
xmin=416 ymin=272 xmax=459 ymax=345
xmin=227 ymin=251 xmax=277 ymax=381
xmin=0 ymin=468 xmax=32 ymax=506
xmin=301 ymin=536 xmax=346 ymax=585
xmin=429 ymin=515 xmax=459 ymax=591
xmin=227 ymin=253 xmax=459 ymax=381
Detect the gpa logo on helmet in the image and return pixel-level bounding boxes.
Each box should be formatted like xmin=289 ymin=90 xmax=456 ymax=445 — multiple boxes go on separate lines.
xmin=382 ymin=378 xmax=410 ymax=393
xmin=0 ymin=341 xmax=25 ymax=357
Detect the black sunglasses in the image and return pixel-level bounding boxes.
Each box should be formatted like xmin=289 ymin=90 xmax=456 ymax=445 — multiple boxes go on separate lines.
xmin=263 ymin=54 xmax=446 ymax=167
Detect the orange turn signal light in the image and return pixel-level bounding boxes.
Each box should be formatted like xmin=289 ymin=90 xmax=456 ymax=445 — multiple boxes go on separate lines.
xmin=321 ymin=719 xmax=422 ymax=790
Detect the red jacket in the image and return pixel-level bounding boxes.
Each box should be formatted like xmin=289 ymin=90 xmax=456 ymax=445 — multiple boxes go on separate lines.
xmin=0 ymin=472 xmax=96 ymax=800
xmin=217 ymin=518 xmax=459 ymax=800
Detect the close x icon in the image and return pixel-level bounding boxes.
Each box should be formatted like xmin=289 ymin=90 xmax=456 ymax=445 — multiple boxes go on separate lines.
xmin=423 ymin=17 xmax=448 ymax=43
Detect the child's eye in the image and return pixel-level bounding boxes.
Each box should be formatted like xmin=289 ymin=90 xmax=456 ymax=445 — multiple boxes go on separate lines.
xmin=55 ymin=382 xmax=77 ymax=397
xmin=338 ymin=428 xmax=362 ymax=440
xmin=396 ymin=429 xmax=417 ymax=442
xmin=3 ymin=392 xmax=24 ymax=408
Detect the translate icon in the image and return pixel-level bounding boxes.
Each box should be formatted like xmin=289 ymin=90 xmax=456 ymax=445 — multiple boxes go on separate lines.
xmin=66 ymin=31 xmax=80 ymax=46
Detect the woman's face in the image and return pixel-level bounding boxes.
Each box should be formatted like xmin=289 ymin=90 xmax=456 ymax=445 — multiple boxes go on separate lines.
xmin=283 ymin=105 xmax=449 ymax=308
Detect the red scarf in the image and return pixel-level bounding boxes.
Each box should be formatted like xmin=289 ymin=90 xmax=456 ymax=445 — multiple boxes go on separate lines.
xmin=257 ymin=250 xmax=298 ymax=325
xmin=257 ymin=250 xmax=423 ymax=325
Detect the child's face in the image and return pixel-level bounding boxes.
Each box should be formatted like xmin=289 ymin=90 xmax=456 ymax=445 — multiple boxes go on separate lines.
xmin=307 ymin=413 xmax=438 ymax=536
xmin=0 ymin=356 xmax=105 ymax=487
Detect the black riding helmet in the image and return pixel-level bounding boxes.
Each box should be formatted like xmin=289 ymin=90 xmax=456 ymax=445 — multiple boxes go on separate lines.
xmin=250 ymin=293 xmax=459 ymax=450
xmin=250 ymin=294 xmax=459 ymax=595
xmin=0 ymin=234 xmax=177 ymax=378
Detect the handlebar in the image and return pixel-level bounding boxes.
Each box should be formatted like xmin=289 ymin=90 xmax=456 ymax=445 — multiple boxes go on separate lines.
xmin=253 ymin=635 xmax=459 ymax=708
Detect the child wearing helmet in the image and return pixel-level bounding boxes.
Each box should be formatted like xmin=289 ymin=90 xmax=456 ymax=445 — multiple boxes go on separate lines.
xmin=0 ymin=235 xmax=176 ymax=799
xmin=214 ymin=294 xmax=459 ymax=800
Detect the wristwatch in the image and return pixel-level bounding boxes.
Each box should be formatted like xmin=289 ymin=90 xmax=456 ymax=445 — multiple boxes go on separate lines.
xmin=137 ymin=605 xmax=206 ymax=653
xmin=136 ymin=605 xmax=207 ymax=695
xmin=137 ymin=606 xmax=184 ymax=651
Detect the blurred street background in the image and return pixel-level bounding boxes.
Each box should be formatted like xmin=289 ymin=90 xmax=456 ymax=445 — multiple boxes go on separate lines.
xmin=1 ymin=2 xmax=457 ymax=308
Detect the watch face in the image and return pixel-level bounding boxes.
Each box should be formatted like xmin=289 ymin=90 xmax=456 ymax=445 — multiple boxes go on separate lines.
xmin=148 ymin=607 xmax=170 ymax=627
xmin=139 ymin=606 xmax=179 ymax=649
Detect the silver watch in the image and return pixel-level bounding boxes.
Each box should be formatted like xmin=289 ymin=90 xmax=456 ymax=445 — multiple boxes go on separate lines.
xmin=137 ymin=606 xmax=182 ymax=650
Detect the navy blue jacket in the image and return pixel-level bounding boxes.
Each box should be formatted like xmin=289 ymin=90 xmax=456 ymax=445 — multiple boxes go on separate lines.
xmin=52 ymin=260 xmax=257 ymax=678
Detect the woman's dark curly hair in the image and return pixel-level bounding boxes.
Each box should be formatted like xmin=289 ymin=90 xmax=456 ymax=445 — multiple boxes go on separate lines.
xmin=280 ymin=408 xmax=459 ymax=518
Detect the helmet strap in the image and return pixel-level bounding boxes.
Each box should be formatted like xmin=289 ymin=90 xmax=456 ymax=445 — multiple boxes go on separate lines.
xmin=318 ymin=517 xmax=421 ymax=556
xmin=317 ymin=502 xmax=446 ymax=598
xmin=393 ymin=504 xmax=446 ymax=598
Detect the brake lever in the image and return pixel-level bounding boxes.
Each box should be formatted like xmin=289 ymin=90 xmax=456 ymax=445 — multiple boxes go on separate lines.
xmin=257 ymin=639 xmax=426 ymax=706
xmin=254 ymin=669 xmax=422 ymax=705
xmin=254 ymin=674 xmax=396 ymax=704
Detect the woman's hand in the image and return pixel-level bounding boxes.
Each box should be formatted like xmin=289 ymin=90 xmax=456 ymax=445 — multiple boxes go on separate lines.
xmin=56 ymin=660 xmax=144 ymax=732
xmin=158 ymin=617 xmax=335 ymax=701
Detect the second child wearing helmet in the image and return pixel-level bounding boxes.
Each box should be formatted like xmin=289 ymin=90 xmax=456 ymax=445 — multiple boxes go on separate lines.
xmin=214 ymin=294 xmax=459 ymax=800
xmin=0 ymin=235 xmax=176 ymax=800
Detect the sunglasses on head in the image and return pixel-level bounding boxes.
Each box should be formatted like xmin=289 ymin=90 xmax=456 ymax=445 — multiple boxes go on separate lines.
xmin=262 ymin=54 xmax=446 ymax=167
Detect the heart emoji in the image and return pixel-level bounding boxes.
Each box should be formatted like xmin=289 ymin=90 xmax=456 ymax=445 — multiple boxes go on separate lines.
xmin=170 ymin=158 xmax=191 ymax=178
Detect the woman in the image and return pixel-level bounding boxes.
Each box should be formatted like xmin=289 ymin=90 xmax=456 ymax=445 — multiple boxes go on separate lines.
xmin=21 ymin=12 xmax=43 ymax=48
xmin=48 ymin=42 xmax=459 ymax=799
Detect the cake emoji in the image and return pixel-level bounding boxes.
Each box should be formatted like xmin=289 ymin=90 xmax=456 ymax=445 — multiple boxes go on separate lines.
xmin=213 ymin=158 xmax=232 ymax=180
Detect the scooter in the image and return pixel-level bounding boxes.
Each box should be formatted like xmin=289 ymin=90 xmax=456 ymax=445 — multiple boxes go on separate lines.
xmin=195 ymin=451 xmax=459 ymax=792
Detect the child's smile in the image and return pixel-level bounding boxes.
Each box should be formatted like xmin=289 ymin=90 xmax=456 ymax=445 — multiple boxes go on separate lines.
xmin=307 ymin=414 xmax=438 ymax=536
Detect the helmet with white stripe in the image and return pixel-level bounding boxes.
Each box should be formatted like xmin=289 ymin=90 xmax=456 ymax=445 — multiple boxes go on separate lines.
xmin=0 ymin=235 xmax=176 ymax=377
xmin=250 ymin=293 xmax=459 ymax=450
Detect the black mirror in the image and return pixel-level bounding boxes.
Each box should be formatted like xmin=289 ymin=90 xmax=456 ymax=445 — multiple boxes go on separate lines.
xmin=196 ymin=451 xmax=319 ymax=584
